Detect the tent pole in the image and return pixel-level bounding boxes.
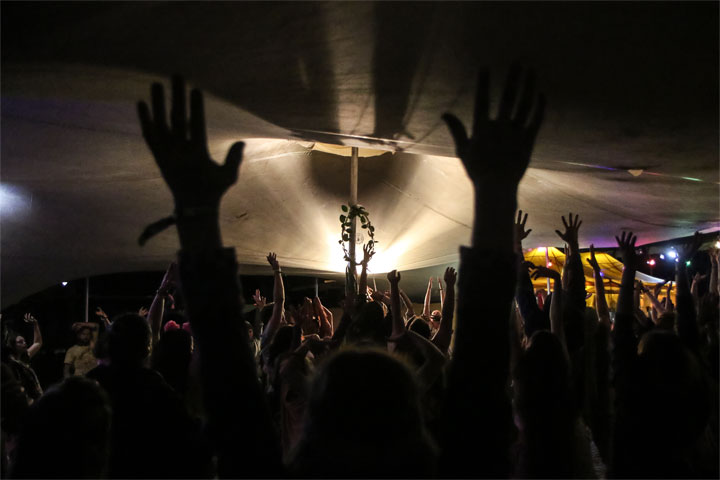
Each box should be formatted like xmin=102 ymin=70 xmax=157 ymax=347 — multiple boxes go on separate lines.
xmin=348 ymin=147 xmax=359 ymax=272
xmin=84 ymin=277 xmax=90 ymax=323
xmin=545 ymin=247 xmax=551 ymax=293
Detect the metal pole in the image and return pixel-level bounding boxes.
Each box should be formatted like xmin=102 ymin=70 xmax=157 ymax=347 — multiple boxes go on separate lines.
xmin=315 ymin=277 xmax=319 ymax=298
xmin=545 ymin=247 xmax=551 ymax=293
xmin=84 ymin=277 xmax=90 ymax=323
xmin=348 ymin=147 xmax=359 ymax=269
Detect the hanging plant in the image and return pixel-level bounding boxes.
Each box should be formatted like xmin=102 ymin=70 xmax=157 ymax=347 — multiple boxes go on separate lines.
xmin=339 ymin=204 xmax=377 ymax=267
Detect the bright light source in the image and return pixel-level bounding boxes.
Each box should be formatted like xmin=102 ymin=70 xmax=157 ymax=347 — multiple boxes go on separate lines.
xmin=686 ymin=260 xmax=691 ymax=267
xmin=61 ymin=282 xmax=68 ymax=287
xmin=647 ymin=259 xmax=656 ymax=266
xmin=716 ymin=241 xmax=720 ymax=249
xmin=537 ymin=247 xmax=546 ymax=253
xmin=659 ymin=254 xmax=665 ymax=260
xmin=546 ymin=262 xmax=552 ymax=267
xmin=666 ymin=250 xmax=677 ymax=259
xmin=0 ymin=184 xmax=29 ymax=217
xmin=599 ymin=271 xmax=604 ymax=277
xmin=675 ymin=258 xmax=679 ymax=263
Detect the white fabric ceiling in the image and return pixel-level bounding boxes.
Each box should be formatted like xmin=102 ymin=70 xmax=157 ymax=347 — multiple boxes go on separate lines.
xmin=1 ymin=2 xmax=718 ymax=306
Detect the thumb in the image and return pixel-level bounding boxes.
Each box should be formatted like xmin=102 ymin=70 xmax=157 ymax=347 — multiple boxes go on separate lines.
xmin=223 ymin=141 xmax=245 ymax=182
xmin=442 ymin=113 xmax=468 ymax=153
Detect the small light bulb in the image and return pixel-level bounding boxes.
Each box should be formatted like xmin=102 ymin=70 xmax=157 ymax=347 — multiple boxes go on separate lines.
xmin=667 ymin=250 xmax=677 ymax=259
xmin=647 ymin=259 xmax=656 ymax=266
xmin=686 ymin=260 xmax=691 ymax=266
xmin=659 ymin=254 xmax=665 ymax=260
xmin=61 ymin=282 xmax=68 ymax=287
xmin=547 ymin=262 xmax=552 ymax=267
xmin=716 ymin=240 xmax=720 ymax=249
xmin=599 ymin=271 xmax=604 ymax=277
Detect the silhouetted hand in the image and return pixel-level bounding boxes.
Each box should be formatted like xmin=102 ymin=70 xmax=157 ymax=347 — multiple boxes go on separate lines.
xmin=361 ymin=243 xmax=373 ymax=266
xmin=530 ymin=265 xmax=561 ymax=282
xmin=443 ymin=67 xmax=544 ymax=188
xmin=555 ymin=213 xmax=582 ymax=251
xmin=677 ymin=231 xmax=702 ymax=263
xmin=137 ymin=76 xmax=243 ymax=212
xmin=586 ymin=244 xmax=601 ymax=272
xmin=387 ymin=270 xmax=401 ymax=285
xmin=267 ymin=252 xmax=280 ymax=271
xmin=514 ymin=210 xmax=532 ymax=242
xmin=138 ymin=307 xmax=149 ymax=317
xmin=23 ymin=313 xmax=37 ymax=324
xmin=158 ymin=262 xmax=177 ymax=295
xmin=615 ymin=231 xmax=637 ymax=265
xmin=443 ymin=267 xmax=457 ymax=287
xmin=252 ymin=289 xmax=267 ymax=310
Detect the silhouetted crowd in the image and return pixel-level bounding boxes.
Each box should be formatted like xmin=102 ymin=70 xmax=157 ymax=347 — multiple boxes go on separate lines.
xmin=2 ymin=71 xmax=718 ymax=478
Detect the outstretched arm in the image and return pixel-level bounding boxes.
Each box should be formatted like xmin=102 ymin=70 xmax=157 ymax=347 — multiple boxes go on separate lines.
xmin=531 ymin=265 xmax=566 ymax=354
xmin=423 ymin=277 xmax=433 ymax=317
xmin=313 ymin=296 xmax=333 ymax=338
xmin=555 ymin=213 xmax=586 ymax=312
xmin=261 ymin=252 xmax=285 ymax=349
xmin=358 ymin=244 xmax=373 ymax=302
xmin=675 ymin=232 xmax=701 ymax=352
xmin=23 ymin=314 xmax=43 ymax=359
xmin=148 ymin=262 xmax=177 ymax=346
xmin=586 ymin=244 xmax=611 ymax=329
xmin=399 ymin=289 xmax=416 ymax=320
xmin=432 ymin=267 xmax=456 ymax=355
xmin=387 ymin=270 xmax=404 ymax=338
xmin=137 ymin=76 xmax=282 ymax=476
xmin=439 ymin=67 xmax=544 ymax=477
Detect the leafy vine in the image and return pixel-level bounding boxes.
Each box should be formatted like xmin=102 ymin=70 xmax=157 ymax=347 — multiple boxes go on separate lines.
xmin=338 ymin=204 xmax=377 ymax=266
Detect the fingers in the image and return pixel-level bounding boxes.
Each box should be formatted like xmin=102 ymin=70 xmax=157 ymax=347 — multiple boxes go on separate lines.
xmin=527 ymin=93 xmax=546 ymax=144
xmin=497 ymin=65 xmax=521 ymax=121
xmin=151 ymin=83 xmax=168 ymax=133
xmin=561 ymin=215 xmax=569 ymax=229
xmin=223 ymin=141 xmax=244 ymax=183
xmin=442 ymin=113 xmax=468 ymax=153
xmin=522 ymin=212 xmax=528 ymax=227
xmin=472 ymin=68 xmax=490 ymax=135
xmin=555 ymin=229 xmax=565 ymax=240
xmin=171 ymin=75 xmax=187 ymax=139
xmin=525 ymin=228 xmax=532 ymax=237
xmin=190 ymin=88 xmax=207 ymax=150
xmin=513 ymin=70 xmax=535 ymax=126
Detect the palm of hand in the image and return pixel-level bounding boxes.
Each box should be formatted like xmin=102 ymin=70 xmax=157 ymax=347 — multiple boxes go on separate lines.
xmin=138 ymin=77 xmax=243 ymax=211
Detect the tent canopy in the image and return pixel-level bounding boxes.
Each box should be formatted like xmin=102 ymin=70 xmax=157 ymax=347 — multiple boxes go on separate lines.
xmin=1 ymin=2 xmax=718 ymax=306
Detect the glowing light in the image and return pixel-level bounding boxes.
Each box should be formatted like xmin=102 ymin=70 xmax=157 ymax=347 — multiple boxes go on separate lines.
xmin=647 ymin=259 xmax=656 ymax=266
xmin=546 ymin=262 xmax=552 ymax=267
xmin=659 ymin=254 xmax=665 ymax=260
xmin=537 ymin=247 xmax=546 ymax=253
xmin=715 ymin=241 xmax=720 ymax=249
xmin=681 ymin=176 xmax=702 ymax=182
xmin=686 ymin=260 xmax=691 ymax=266
xmin=675 ymin=258 xmax=679 ymax=263
xmin=599 ymin=271 xmax=605 ymax=277
xmin=0 ymin=184 xmax=29 ymax=217
xmin=61 ymin=282 xmax=68 ymax=287
xmin=666 ymin=250 xmax=677 ymax=259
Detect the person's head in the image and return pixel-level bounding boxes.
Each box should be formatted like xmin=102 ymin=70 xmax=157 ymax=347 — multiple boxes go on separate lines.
xmin=346 ymin=301 xmax=386 ymax=346
xmin=290 ymin=348 xmax=437 ymax=476
xmin=429 ymin=310 xmax=442 ymax=330
xmin=14 ymin=334 xmax=27 ymax=355
xmin=636 ymin=330 xmax=709 ymax=449
xmin=107 ymin=313 xmax=151 ymax=367
xmin=9 ymin=376 xmax=112 ymax=478
xmin=409 ymin=316 xmax=431 ymax=339
xmin=76 ymin=326 xmax=92 ymax=346
xmin=244 ymin=321 xmax=255 ymax=341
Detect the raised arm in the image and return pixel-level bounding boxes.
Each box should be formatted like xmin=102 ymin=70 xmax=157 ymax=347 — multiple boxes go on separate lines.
xmin=313 ymin=296 xmax=333 ymax=338
xmin=438 ymin=276 xmax=445 ymax=310
xmin=148 ymin=262 xmax=177 ymax=346
xmin=710 ymin=249 xmax=719 ymax=296
xmin=586 ymin=244 xmax=611 ymax=328
xmin=23 ymin=314 xmax=43 ymax=359
xmin=387 ymin=270 xmax=404 ymax=338
xmin=423 ymin=277 xmax=433 ymax=317
xmin=432 ymin=267 xmax=456 ymax=355
xmin=261 ymin=252 xmax=286 ymax=349
xmin=530 ymin=265 xmax=566 ymax=354
xmin=439 ymin=66 xmax=544 ymax=477
xmin=137 ymin=76 xmax=282 ymax=476
xmin=399 ymin=289 xmax=416 ymax=320
xmin=358 ymin=244 xmax=373 ymax=301
xmin=675 ymin=232 xmax=701 ymax=352
xmin=555 ymin=213 xmax=586 ymax=310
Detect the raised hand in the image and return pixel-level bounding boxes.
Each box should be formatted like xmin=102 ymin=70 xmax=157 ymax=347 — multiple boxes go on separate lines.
xmin=138 ymin=307 xmax=149 ymax=317
xmin=615 ymin=231 xmax=637 ymax=264
xmin=95 ymin=307 xmax=109 ymax=321
xmin=677 ymin=231 xmax=702 ymax=262
xmin=554 ymin=213 xmax=582 ymax=250
xmin=530 ymin=265 xmax=561 ymax=281
xmin=267 ymin=252 xmax=280 ymax=272
xmin=387 ymin=269 xmax=401 ymax=285
xmin=586 ymin=244 xmax=600 ymax=272
xmin=514 ymin=210 xmax=532 ymax=243
xmin=137 ymin=76 xmax=243 ymax=212
xmin=361 ymin=243 xmax=374 ymax=266
xmin=158 ymin=262 xmax=178 ymax=295
xmin=444 ymin=267 xmax=458 ymax=287
xmin=23 ymin=313 xmax=37 ymax=324
xmin=442 ymin=67 xmax=545 ymax=187
xmin=252 ymin=289 xmax=267 ymax=310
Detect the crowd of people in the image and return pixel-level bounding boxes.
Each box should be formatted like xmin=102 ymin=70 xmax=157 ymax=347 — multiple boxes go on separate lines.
xmin=1 ymin=69 xmax=718 ymax=478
